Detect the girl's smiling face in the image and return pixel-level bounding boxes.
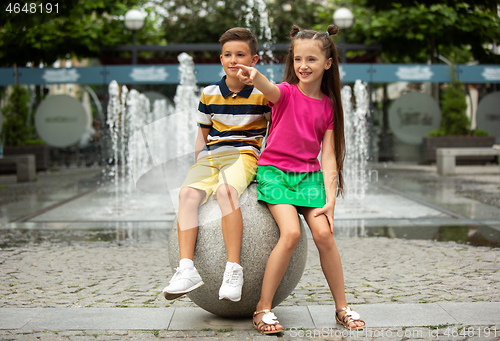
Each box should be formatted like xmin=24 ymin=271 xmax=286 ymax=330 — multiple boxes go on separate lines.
xmin=293 ymin=40 xmax=332 ymax=88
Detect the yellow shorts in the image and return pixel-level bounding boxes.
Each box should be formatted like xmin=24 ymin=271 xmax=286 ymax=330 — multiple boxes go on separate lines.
xmin=181 ymin=151 xmax=258 ymax=205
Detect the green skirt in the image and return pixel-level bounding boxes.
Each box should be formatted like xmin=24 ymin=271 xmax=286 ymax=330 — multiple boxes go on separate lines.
xmin=256 ymin=165 xmax=326 ymax=208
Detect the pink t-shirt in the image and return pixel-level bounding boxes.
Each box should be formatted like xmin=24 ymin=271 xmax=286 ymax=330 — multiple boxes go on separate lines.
xmin=257 ymin=82 xmax=334 ymax=172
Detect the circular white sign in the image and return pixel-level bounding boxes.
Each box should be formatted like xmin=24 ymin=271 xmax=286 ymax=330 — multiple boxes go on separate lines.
xmin=389 ymin=92 xmax=441 ymax=145
xmin=476 ymin=92 xmax=500 ymax=143
xmin=35 ymin=95 xmax=89 ymax=147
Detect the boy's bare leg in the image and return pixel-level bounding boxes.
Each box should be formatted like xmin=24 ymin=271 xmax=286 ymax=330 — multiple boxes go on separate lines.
xmin=177 ymin=186 xmax=206 ymax=260
xmin=216 ymin=184 xmax=242 ymax=264
xmin=163 ymin=186 xmax=206 ymax=300
xmin=216 ymin=183 xmax=246 ymax=302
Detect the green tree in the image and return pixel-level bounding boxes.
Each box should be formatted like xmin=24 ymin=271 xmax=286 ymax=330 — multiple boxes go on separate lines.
xmin=0 ymin=0 xmax=164 ymax=67
xmin=157 ymin=0 xmax=325 ymax=53
xmin=267 ymin=0 xmax=325 ymax=43
xmin=342 ymin=0 xmax=500 ymax=64
xmin=430 ymin=67 xmax=469 ymax=136
xmin=1 ymin=86 xmax=35 ymax=146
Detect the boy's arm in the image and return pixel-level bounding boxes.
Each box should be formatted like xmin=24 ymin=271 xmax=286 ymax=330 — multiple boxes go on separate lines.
xmin=315 ymin=130 xmax=337 ymax=233
xmin=195 ymin=126 xmax=210 ymax=161
xmin=235 ymin=64 xmax=281 ymax=104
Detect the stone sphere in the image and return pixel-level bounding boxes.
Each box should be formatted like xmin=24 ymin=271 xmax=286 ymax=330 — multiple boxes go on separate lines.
xmin=168 ymin=183 xmax=308 ymax=317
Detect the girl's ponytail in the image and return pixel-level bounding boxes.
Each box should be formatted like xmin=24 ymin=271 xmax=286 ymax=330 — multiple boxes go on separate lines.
xmin=290 ymin=24 xmax=301 ymax=38
xmin=326 ymin=25 xmax=339 ymax=37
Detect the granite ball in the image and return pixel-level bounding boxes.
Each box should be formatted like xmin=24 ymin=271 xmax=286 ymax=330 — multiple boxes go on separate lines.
xmin=168 ymin=183 xmax=308 ymax=317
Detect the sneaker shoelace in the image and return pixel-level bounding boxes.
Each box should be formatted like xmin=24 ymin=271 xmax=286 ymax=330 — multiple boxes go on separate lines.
xmin=223 ymin=268 xmax=241 ymax=286
xmin=169 ymin=267 xmax=186 ymax=283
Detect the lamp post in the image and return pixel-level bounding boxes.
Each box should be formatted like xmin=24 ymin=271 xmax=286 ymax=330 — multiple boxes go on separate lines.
xmin=333 ymin=7 xmax=354 ymax=64
xmin=124 ymin=9 xmax=145 ymax=65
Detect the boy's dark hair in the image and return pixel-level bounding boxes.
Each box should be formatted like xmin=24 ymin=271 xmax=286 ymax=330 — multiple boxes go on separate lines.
xmin=219 ymin=27 xmax=258 ymax=56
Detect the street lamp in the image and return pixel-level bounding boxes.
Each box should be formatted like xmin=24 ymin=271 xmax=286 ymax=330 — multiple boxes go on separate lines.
xmin=124 ymin=9 xmax=145 ymax=65
xmin=333 ymin=7 xmax=354 ymax=64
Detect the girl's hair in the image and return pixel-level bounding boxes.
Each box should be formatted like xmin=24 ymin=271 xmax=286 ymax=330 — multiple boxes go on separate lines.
xmin=283 ymin=24 xmax=346 ymax=197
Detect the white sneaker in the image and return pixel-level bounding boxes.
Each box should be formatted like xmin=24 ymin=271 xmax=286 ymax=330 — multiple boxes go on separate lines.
xmin=218 ymin=263 xmax=243 ymax=302
xmin=162 ymin=267 xmax=204 ymax=300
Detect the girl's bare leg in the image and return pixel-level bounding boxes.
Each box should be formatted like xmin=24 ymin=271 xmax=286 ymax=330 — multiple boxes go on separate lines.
xmin=301 ymin=207 xmax=365 ymax=329
xmin=254 ymin=203 xmax=301 ymax=333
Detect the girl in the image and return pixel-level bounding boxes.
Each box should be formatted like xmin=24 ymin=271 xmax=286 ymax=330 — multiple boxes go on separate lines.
xmin=236 ymin=24 xmax=365 ymax=334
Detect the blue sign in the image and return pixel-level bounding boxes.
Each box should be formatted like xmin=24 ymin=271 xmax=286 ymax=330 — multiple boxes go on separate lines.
xmin=106 ymin=65 xmax=179 ymax=84
xmin=16 ymin=67 xmax=104 ymax=85
xmin=371 ymin=64 xmax=450 ymax=83
xmin=457 ymin=65 xmax=500 ymax=83
xmin=0 ymin=69 xmax=14 ymax=86
xmin=340 ymin=64 xmax=372 ymax=82
xmin=2 ymin=64 xmax=499 ymax=85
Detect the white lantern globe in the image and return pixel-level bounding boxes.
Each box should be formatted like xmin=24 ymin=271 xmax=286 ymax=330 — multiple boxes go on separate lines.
xmin=333 ymin=7 xmax=354 ymax=30
xmin=124 ymin=9 xmax=145 ymax=31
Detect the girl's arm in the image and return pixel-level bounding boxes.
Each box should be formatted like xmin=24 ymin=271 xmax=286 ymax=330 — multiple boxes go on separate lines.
xmin=235 ymin=64 xmax=281 ymax=104
xmin=194 ymin=126 xmax=210 ymax=161
xmin=315 ymin=129 xmax=337 ymax=233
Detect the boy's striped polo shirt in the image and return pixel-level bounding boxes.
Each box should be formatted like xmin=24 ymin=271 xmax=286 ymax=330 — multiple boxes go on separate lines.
xmin=197 ymin=76 xmax=271 ymax=158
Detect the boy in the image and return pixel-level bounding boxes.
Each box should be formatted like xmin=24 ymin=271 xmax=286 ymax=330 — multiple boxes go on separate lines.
xmin=163 ymin=27 xmax=270 ymax=302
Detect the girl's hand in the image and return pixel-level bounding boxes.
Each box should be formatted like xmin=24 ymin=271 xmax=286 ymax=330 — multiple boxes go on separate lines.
xmin=314 ymin=201 xmax=335 ymax=233
xmin=235 ymin=64 xmax=258 ymax=85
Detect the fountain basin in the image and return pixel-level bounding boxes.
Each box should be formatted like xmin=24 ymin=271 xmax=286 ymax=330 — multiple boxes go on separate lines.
xmin=167 ymin=183 xmax=307 ymax=317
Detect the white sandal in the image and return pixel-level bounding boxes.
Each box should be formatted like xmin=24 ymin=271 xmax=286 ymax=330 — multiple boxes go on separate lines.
xmin=336 ymin=306 xmax=365 ymax=330
xmin=253 ymin=309 xmax=283 ymax=335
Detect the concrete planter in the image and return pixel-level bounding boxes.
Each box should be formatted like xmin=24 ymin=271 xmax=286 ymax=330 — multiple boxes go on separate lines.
xmin=422 ymin=136 xmax=497 ymax=164
xmin=1 ymin=145 xmax=50 ymax=172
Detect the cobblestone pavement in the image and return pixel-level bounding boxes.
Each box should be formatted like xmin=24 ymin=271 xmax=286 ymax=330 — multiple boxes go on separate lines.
xmin=1 ymin=164 xmax=500 ymax=340
xmin=1 ymin=238 xmax=499 ymax=309
xmin=0 ymin=238 xmax=499 ymax=340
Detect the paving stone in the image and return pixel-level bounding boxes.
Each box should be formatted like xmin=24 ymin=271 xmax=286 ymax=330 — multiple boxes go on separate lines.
xmin=95 ymin=336 xmax=123 ymax=341
xmin=438 ymin=302 xmax=500 ymax=325
xmin=188 ymin=330 xmax=217 ymax=337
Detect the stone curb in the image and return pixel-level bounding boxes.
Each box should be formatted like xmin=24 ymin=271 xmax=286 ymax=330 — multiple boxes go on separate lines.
xmin=1 ymin=302 xmax=499 ymax=331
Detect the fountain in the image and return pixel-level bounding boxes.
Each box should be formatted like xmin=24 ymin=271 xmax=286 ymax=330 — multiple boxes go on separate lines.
xmin=336 ymin=80 xmax=370 ymax=238
xmin=244 ymin=0 xmax=275 ymax=82
xmin=342 ymin=79 xmax=369 ymax=200
xmin=106 ymin=53 xmax=198 ymax=200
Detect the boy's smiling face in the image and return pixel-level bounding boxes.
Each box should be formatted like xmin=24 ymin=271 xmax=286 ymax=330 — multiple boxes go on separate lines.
xmin=220 ymin=41 xmax=258 ymax=79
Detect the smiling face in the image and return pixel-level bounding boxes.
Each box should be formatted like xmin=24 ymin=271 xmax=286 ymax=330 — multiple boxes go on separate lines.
xmin=293 ymin=39 xmax=332 ymax=89
xmin=220 ymin=40 xmax=258 ymax=79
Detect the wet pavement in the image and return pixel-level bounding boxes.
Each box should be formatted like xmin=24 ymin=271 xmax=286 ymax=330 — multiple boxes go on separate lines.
xmin=0 ymin=163 xmax=499 ymax=340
